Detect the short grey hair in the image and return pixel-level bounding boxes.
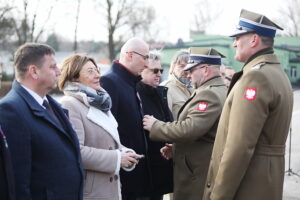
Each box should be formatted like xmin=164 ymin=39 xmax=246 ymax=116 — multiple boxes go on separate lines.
xmin=148 ymin=49 xmax=162 ymax=68
xmin=149 ymin=49 xmax=162 ymax=62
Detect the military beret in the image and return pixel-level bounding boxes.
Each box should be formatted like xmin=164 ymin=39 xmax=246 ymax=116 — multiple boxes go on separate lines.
xmin=184 ymin=47 xmax=225 ymax=71
xmin=230 ymin=9 xmax=283 ymax=38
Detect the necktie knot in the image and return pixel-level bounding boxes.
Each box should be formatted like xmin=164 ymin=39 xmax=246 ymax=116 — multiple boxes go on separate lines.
xmin=42 ymin=100 xmax=60 ymax=125
xmin=43 ymin=100 xmax=50 ymax=110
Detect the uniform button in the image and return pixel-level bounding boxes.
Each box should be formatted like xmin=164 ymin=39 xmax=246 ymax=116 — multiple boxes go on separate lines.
xmin=109 ymin=147 xmax=113 ymax=150
xmin=207 ymin=183 xmax=211 ymax=188
xmin=114 ymin=175 xmax=118 ymax=180
xmin=110 ymin=177 xmax=113 ymax=182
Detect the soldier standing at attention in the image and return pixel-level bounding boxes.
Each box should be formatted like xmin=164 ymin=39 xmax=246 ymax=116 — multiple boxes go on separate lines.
xmin=203 ymin=9 xmax=294 ymax=200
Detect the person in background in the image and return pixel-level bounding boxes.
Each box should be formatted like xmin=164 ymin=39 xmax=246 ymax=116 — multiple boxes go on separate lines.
xmin=220 ymin=66 xmax=235 ymax=88
xmin=137 ymin=50 xmax=173 ymax=200
xmin=100 ymin=37 xmax=152 ymax=200
xmin=143 ymin=47 xmax=227 ymax=200
xmin=58 ymin=54 xmax=141 ymax=200
xmin=0 ymin=43 xmax=83 ymax=199
xmin=160 ymin=50 xmax=193 ymax=120
xmin=203 ymin=9 xmax=294 ymax=200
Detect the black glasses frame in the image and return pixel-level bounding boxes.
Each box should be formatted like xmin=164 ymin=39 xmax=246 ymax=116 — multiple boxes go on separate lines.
xmin=132 ymin=51 xmax=149 ymax=60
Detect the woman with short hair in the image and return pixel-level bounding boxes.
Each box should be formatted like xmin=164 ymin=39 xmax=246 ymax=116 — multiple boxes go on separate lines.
xmin=58 ymin=54 xmax=141 ymax=200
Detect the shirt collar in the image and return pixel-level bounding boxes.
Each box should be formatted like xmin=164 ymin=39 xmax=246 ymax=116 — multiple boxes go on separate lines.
xmin=20 ymin=84 xmax=48 ymax=108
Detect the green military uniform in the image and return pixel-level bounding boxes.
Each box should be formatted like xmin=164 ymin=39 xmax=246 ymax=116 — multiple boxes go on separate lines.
xmin=203 ymin=9 xmax=294 ymax=200
xmin=161 ymin=74 xmax=193 ymax=120
xmin=151 ymin=75 xmax=227 ymax=200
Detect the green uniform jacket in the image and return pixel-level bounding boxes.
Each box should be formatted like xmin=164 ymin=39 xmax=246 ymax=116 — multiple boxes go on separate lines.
xmin=203 ymin=53 xmax=294 ymax=200
xmin=160 ymin=74 xmax=193 ymax=120
xmin=150 ymin=77 xmax=227 ymax=200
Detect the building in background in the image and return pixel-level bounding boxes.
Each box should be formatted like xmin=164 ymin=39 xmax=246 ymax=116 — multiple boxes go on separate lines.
xmin=159 ymin=34 xmax=300 ymax=84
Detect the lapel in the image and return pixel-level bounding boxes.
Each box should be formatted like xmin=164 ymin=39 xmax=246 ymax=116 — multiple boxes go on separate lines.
xmin=177 ymin=92 xmax=196 ymax=119
xmin=177 ymin=76 xmax=225 ymax=119
xmin=86 ymin=107 xmax=121 ymax=146
xmin=13 ymin=81 xmax=75 ymax=143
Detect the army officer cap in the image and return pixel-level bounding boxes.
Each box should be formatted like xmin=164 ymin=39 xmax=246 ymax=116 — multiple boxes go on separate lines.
xmin=184 ymin=47 xmax=226 ymax=71
xmin=230 ymin=9 xmax=283 ymax=38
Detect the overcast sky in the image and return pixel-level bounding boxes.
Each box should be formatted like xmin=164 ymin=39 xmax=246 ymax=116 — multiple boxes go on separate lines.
xmin=13 ymin=0 xmax=288 ymax=43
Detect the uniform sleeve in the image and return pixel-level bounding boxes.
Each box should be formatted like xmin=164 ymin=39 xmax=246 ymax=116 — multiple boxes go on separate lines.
xmin=211 ymin=70 xmax=273 ymax=199
xmin=100 ymin=76 xmax=119 ymax=117
xmin=150 ymin=90 xmax=223 ymax=142
xmin=61 ymin=99 xmax=118 ymax=174
xmin=0 ymin=102 xmax=32 ymax=199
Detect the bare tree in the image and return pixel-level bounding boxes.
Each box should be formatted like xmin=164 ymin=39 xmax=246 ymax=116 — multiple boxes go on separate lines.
xmin=99 ymin=0 xmax=156 ymax=61
xmin=0 ymin=3 xmax=14 ymax=41
xmin=126 ymin=5 xmax=156 ymax=40
xmin=279 ymin=0 xmax=300 ymax=36
xmin=10 ymin=0 xmax=57 ymax=45
xmin=73 ymin=0 xmax=81 ymax=52
xmin=191 ymin=0 xmax=222 ymax=34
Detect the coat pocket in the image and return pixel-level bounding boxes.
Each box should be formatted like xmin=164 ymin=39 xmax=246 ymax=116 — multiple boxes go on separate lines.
xmin=84 ymin=170 xmax=95 ymax=194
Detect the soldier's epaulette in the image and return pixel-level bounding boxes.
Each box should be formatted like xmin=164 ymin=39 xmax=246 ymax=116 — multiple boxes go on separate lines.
xmin=251 ymin=62 xmax=266 ymax=70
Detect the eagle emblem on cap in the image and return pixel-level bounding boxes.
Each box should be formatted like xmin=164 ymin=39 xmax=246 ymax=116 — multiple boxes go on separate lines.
xmin=244 ymin=88 xmax=257 ymax=101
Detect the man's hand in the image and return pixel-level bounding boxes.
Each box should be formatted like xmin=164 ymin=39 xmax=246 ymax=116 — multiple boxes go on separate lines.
xmin=160 ymin=143 xmax=173 ymax=160
xmin=143 ymin=115 xmax=157 ymax=131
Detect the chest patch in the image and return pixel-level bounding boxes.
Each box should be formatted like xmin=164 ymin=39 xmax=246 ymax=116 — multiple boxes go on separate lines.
xmin=197 ymin=102 xmax=208 ymax=111
xmin=244 ymin=88 xmax=257 ymax=101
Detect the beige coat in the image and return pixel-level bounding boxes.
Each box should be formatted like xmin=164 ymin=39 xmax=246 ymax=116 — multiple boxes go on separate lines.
xmin=161 ymin=74 xmax=193 ymax=120
xmin=60 ymin=92 xmax=134 ymax=200
xmin=203 ymin=54 xmax=294 ymax=200
xmin=151 ymin=77 xmax=227 ymax=200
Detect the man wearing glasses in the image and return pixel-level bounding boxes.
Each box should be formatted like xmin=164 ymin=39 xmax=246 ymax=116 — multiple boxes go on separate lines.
xmin=143 ymin=47 xmax=227 ymax=200
xmin=101 ymin=37 xmax=152 ymax=200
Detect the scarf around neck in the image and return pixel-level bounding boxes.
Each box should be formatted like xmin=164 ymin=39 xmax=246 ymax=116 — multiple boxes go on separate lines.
xmin=63 ymin=81 xmax=112 ymax=113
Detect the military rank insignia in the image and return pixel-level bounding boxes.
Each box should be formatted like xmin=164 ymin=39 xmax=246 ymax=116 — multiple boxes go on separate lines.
xmin=244 ymin=88 xmax=257 ymax=101
xmin=197 ymin=102 xmax=208 ymax=111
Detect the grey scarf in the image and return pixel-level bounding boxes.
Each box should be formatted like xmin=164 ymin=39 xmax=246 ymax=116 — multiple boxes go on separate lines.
xmin=63 ymin=82 xmax=112 ymax=113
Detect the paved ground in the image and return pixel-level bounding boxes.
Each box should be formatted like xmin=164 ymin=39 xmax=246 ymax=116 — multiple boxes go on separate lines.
xmin=283 ymin=90 xmax=300 ymax=200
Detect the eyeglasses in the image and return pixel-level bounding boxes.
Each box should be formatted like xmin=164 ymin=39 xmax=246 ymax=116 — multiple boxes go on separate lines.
xmin=149 ymin=68 xmax=163 ymax=74
xmin=132 ymin=51 xmax=149 ymax=60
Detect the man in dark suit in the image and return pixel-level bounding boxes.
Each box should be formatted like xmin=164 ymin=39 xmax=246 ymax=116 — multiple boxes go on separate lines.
xmin=0 ymin=43 xmax=83 ymax=199
xmin=100 ymin=37 xmax=151 ymax=200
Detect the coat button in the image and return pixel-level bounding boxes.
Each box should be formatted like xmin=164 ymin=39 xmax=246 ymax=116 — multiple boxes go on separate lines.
xmin=207 ymin=183 xmax=211 ymax=188
xmin=109 ymin=147 xmax=113 ymax=150
xmin=110 ymin=177 xmax=113 ymax=182
xmin=114 ymin=175 xmax=118 ymax=180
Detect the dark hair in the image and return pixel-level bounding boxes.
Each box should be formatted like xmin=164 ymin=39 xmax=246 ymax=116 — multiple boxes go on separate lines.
xmin=14 ymin=43 xmax=55 ymax=79
xmin=58 ymin=54 xmax=98 ymax=90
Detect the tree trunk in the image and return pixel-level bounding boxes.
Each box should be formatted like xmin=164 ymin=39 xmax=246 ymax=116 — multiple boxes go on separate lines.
xmin=108 ymin=30 xmax=115 ymax=62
